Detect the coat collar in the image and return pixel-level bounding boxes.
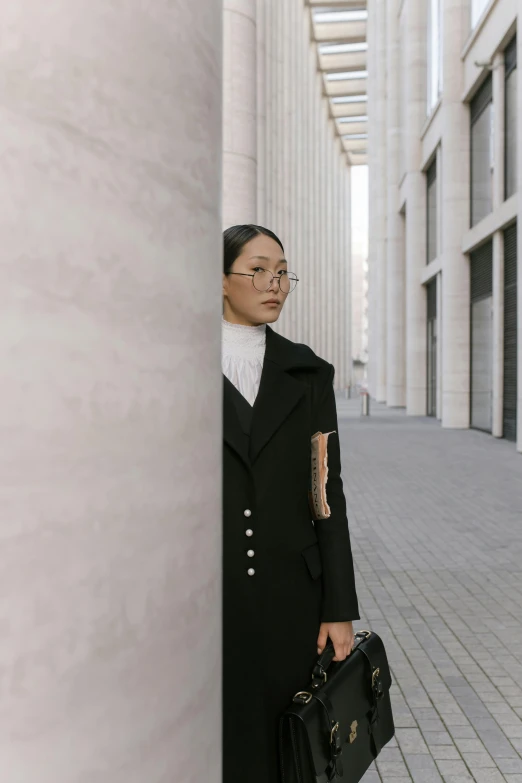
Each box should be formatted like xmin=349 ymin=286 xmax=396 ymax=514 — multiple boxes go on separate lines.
xmin=223 ymin=326 xmax=322 ymax=468
xmin=263 ymin=326 xmax=323 ymax=372
xmin=223 ymin=376 xmax=250 ymax=467
xmin=249 ymin=328 xmax=321 ymax=463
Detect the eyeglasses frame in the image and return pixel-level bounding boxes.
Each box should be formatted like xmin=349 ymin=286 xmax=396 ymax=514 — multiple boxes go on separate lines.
xmin=227 ymin=270 xmax=299 ymax=293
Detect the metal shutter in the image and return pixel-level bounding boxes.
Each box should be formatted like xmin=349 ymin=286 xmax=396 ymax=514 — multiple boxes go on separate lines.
xmin=470 ymin=241 xmax=493 ymax=432
xmin=505 ymin=35 xmax=517 ymax=76
xmin=427 ymin=278 xmax=437 ymax=319
xmin=426 ymin=280 xmax=437 ymax=417
xmin=470 ymin=76 xmax=493 ymax=123
xmin=503 ymin=223 xmax=518 ymax=442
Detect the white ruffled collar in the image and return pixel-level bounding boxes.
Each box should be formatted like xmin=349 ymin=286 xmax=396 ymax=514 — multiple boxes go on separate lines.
xmin=222 ymin=318 xmax=267 ymax=359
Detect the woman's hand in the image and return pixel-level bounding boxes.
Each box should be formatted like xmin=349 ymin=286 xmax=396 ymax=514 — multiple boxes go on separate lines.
xmin=317 ymin=621 xmax=354 ymax=662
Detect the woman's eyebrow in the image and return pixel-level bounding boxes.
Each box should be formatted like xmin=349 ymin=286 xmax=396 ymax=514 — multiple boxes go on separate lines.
xmin=249 ymin=255 xmax=287 ymax=264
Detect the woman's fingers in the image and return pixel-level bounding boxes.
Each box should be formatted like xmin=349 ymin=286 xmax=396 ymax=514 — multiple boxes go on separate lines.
xmin=317 ymin=625 xmax=329 ymax=655
xmin=332 ymin=642 xmax=348 ymax=662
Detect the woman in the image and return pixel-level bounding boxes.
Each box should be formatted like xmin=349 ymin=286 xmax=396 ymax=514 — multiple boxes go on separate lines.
xmin=222 ymin=224 xmax=360 ymax=782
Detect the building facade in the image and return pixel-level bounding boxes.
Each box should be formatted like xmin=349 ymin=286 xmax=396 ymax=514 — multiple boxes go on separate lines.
xmin=223 ymin=0 xmax=371 ymax=389
xmin=368 ymin=0 xmax=521 ymax=452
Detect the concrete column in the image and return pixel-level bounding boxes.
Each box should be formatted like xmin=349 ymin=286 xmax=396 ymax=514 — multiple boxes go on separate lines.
xmin=265 ymin=0 xmax=274 ymax=226
xmin=0 ymin=2 xmax=222 ymax=781
xmin=441 ymin=0 xmax=471 ymax=428
xmin=386 ymin=0 xmax=406 ymax=407
xmin=404 ymin=0 xmax=428 ymax=415
xmin=344 ymin=163 xmax=353 ymax=391
xmin=303 ymin=10 xmax=313 ymax=348
xmin=317 ymin=97 xmax=328 ymax=356
xmin=223 ymin=0 xmax=257 ymax=226
xmin=311 ymin=72 xmax=322 ymax=354
xmin=367 ymin=0 xmax=378 ymax=396
xmin=376 ymin=0 xmax=388 ymax=402
xmin=326 ymin=122 xmax=335 ymax=366
xmin=291 ymin=3 xmax=300 ymax=342
xmin=492 ymin=51 xmax=506 ymax=438
xmin=517 ymin=31 xmax=522 ymax=453
xmin=336 ymin=151 xmax=345 ymax=387
xmin=289 ymin=0 xmax=299 ymax=342
xmin=256 ymin=0 xmax=266 ymax=224
xmin=272 ymin=0 xmax=282 ymax=235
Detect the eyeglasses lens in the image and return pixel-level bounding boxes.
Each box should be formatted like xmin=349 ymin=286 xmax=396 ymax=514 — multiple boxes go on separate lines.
xmin=253 ymin=271 xmax=298 ymax=294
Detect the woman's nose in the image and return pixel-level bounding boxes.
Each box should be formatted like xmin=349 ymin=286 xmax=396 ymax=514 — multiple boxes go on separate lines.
xmin=267 ymin=276 xmax=280 ymax=292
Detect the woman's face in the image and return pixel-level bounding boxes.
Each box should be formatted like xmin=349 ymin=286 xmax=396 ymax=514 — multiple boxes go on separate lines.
xmin=223 ymin=234 xmax=290 ymax=326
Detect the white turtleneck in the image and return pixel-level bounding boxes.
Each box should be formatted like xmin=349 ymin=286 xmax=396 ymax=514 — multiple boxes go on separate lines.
xmin=222 ymin=318 xmax=267 ymax=406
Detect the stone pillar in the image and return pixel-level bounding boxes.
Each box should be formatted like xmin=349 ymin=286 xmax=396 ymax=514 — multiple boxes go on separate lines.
xmin=326 ymin=122 xmax=335 ymax=366
xmin=344 ymin=163 xmax=353 ymax=390
xmin=256 ymin=0 xmax=266 ymax=225
xmin=386 ymin=0 xmax=406 ymax=407
xmin=303 ymin=9 xmax=314 ymax=349
xmin=265 ymin=0 xmax=275 ymax=227
xmin=0 ymin=2 xmax=222 ymax=781
xmin=367 ymin=0 xmax=378 ymax=397
xmin=441 ymin=0 xmax=471 ymax=429
xmin=223 ymin=0 xmax=257 ymax=226
xmin=375 ymin=0 xmax=388 ymax=402
xmin=404 ymin=0 xmax=428 ymax=415
xmin=492 ymin=51 xmax=505 ymax=438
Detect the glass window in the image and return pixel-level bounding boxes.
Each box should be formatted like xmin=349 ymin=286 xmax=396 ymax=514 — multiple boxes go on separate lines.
xmin=470 ymin=77 xmax=493 ymax=227
xmin=426 ymin=160 xmax=437 ymax=264
xmin=505 ymin=37 xmax=517 ymax=200
xmin=427 ymin=0 xmax=443 ymax=112
xmin=471 ymin=0 xmax=490 ymax=28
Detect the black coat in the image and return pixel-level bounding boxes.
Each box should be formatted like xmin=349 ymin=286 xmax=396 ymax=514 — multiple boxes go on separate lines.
xmin=223 ymin=327 xmax=360 ymax=783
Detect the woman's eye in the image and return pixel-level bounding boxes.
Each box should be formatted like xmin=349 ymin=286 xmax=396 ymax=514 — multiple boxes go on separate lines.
xmin=278 ymin=270 xmax=288 ymax=277
xmin=253 ymin=266 xmax=264 ymax=273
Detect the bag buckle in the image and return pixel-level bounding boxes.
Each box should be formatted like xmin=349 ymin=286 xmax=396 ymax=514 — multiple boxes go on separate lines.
xmin=293 ymin=691 xmax=312 ymax=704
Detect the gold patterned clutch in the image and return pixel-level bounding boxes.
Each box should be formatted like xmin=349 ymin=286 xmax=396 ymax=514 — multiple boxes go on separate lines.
xmin=308 ymin=431 xmax=336 ymax=520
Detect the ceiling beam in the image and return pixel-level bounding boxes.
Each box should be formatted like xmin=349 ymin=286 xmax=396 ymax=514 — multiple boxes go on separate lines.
xmin=342 ymin=137 xmax=367 ymax=152
xmin=337 ymin=121 xmax=367 ymax=135
xmin=308 ymin=0 xmax=367 ymax=7
xmin=318 ymin=50 xmax=367 ymax=73
xmin=312 ymin=21 xmax=367 ymax=43
xmin=331 ymin=101 xmax=368 ymax=117
xmin=324 ymin=76 xmax=367 ymax=96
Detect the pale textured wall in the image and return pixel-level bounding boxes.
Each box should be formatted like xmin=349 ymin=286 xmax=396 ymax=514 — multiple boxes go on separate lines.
xmin=0 ymin=2 xmax=222 ymax=781
xmin=223 ymin=0 xmax=257 ymax=226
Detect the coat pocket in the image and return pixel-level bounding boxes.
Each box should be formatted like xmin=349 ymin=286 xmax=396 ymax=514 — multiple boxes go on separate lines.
xmin=301 ymin=542 xmax=323 ymax=580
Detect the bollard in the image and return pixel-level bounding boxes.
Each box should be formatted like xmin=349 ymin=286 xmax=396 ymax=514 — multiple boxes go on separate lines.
xmin=361 ymin=391 xmax=370 ymax=416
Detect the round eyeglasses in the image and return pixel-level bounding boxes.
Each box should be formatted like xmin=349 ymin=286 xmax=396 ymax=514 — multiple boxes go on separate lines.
xmin=228 ymin=269 xmax=299 ymax=294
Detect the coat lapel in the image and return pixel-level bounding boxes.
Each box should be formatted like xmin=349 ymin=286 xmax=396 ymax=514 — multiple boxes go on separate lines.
xmin=249 ymin=327 xmax=321 ymax=464
xmin=223 ymin=376 xmax=251 ymax=468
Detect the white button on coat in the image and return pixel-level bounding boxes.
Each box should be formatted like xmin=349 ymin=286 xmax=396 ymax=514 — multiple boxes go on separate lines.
xmin=247 ymin=568 xmax=255 ymax=576
xmin=244 ymin=509 xmax=252 ymax=518
xmin=245 ymin=529 xmax=253 ymax=537
xmin=247 ymin=550 xmax=255 ymax=557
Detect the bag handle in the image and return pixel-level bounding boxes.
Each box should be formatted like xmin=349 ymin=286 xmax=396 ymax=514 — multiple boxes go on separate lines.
xmin=313 ymin=630 xmax=372 ymax=685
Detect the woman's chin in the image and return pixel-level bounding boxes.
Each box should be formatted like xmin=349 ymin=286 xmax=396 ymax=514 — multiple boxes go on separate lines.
xmin=260 ymin=309 xmax=282 ymax=324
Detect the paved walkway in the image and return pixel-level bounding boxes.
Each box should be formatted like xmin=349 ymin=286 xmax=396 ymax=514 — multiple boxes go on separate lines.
xmin=337 ymin=397 xmax=522 ymax=783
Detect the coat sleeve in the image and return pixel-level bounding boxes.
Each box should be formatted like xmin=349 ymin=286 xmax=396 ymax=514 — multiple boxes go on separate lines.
xmin=314 ymin=363 xmax=360 ymax=623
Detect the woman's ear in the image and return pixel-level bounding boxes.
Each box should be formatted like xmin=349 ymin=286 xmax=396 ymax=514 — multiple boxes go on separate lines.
xmin=222 ymin=273 xmax=228 ymax=297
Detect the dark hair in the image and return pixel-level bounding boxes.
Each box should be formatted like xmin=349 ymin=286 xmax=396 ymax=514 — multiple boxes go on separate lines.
xmin=223 ymin=224 xmax=285 ymax=274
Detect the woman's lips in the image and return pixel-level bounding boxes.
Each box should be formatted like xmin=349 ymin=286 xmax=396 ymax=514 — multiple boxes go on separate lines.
xmin=263 ymin=300 xmax=281 ymax=306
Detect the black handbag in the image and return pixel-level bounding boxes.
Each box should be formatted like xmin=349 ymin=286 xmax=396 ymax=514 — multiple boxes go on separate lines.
xmin=279 ymin=630 xmax=395 ymax=783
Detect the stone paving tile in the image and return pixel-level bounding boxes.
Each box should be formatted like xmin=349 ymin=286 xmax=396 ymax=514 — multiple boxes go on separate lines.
xmin=337 ymin=399 xmax=522 ymax=783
